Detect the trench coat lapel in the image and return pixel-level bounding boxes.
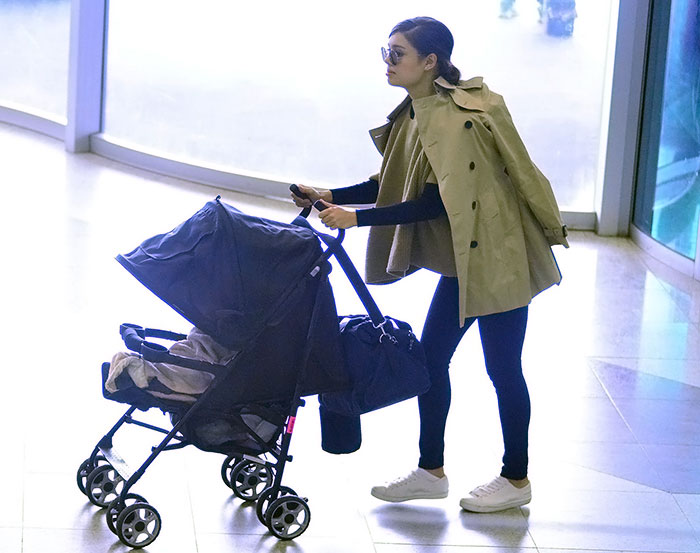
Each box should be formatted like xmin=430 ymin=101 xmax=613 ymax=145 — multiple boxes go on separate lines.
xmin=369 ymin=96 xmax=412 ymax=155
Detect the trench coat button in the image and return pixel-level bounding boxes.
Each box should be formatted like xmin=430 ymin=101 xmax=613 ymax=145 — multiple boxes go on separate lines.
xmin=472 ymin=201 xmax=477 ymax=209
xmin=470 ymin=241 xmax=478 ymax=248
xmin=464 ymin=120 xmax=473 ymax=129
xmin=469 ymin=161 xmax=476 ymax=170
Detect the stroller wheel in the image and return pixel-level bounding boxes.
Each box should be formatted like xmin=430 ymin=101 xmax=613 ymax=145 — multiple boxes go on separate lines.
xmin=265 ymin=495 xmax=311 ymax=540
xmin=256 ymin=485 xmax=297 ymax=526
xmin=106 ymin=493 xmax=148 ymax=535
xmin=230 ymin=460 xmax=274 ymax=501
xmin=76 ymin=455 xmax=108 ymax=495
xmin=220 ymin=454 xmax=241 ymax=487
xmin=86 ymin=465 xmax=124 ymax=508
xmin=116 ymin=502 xmax=161 ymax=549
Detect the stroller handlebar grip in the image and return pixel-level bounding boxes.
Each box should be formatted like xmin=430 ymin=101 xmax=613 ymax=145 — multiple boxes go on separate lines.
xmin=289 ymin=184 xmax=307 ymax=200
xmin=290 ymin=184 xmax=312 ymax=219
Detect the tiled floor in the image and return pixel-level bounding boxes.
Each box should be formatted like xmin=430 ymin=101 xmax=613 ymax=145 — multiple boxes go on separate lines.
xmin=1 ymin=120 xmax=699 ymax=552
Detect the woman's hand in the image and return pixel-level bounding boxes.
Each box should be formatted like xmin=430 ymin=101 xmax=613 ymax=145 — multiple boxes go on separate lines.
xmin=290 ymin=184 xmax=332 ymax=207
xmin=317 ymin=201 xmax=358 ymax=229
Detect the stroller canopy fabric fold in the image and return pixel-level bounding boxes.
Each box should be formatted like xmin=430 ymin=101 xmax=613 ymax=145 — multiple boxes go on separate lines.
xmin=116 ymin=199 xmax=323 ymax=351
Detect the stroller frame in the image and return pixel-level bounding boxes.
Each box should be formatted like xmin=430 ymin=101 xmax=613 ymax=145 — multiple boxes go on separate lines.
xmin=77 ymin=197 xmax=389 ymax=547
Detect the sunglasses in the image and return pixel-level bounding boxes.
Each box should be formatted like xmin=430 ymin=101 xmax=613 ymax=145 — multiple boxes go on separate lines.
xmin=381 ymin=46 xmax=406 ymax=65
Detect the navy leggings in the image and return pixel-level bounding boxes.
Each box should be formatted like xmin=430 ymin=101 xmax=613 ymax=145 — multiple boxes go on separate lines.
xmin=417 ymin=276 xmax=530 ymax=480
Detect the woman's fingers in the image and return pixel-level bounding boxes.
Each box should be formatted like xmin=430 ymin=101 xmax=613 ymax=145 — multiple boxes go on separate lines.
xmin=291 ymin=193 xmax=312 ymax=207
xmin=318 ymin=205 xmax=356 ymax=229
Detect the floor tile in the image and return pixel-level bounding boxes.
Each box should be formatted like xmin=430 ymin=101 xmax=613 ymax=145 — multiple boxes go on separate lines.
xmin=526 ymin=489 xmax=699 ymax=552
xmin=592 ymin=356 xmax=700 ymax=389
xmin=365 ymin=502 xmax=535 ymax=548
xmin=197 ymin=531 xmax=377 ymax=553
xmin=614 ymin=397 xmax=700 ymax=445
xmin=641 ymin=444 xmax=700 ymax=493
xmin=529 ymin=396 xmax=637 ymax=445
xmin=552 ymin=441 xmax=667 ymax=491
xmin=528 ymin=457 xmax=658 ymax=493
xmin=22 ymin=524 xmax=197 ymax=553
xmin=584 ymin=320 xmax=700 ymax=360
xmin=524 ymin=356 xmax=609 ymax=399
xmin=0 ymin=528 xmax=22 ymax=553
xmin=0 ymin=451 xmax=24 ymax=528
xmin=591 ymin=359 xmax=700 ymax=400
xmin=676 ymin=493 xmax=700 ymax=537
xmin=375 ymin=546 xmax=537 ymax=553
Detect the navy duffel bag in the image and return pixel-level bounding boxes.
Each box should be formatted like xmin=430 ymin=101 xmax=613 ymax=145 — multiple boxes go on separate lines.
xmin=319 ymin=314 xmax=429 ymax=416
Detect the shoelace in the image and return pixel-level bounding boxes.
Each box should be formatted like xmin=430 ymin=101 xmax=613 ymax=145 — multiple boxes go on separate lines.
xmin=471 ymin=477 xmax=507 ymax=497
xmin=385 ymin=470 xmax=421 ymax=487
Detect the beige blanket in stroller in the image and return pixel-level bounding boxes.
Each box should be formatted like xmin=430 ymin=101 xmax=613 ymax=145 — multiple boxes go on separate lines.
xmin=105 ymin=327 xmax=235 ymax=403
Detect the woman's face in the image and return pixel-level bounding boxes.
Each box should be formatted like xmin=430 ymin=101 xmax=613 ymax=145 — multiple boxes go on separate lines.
xmin=384 ymin=32 xmax=435 ymax=91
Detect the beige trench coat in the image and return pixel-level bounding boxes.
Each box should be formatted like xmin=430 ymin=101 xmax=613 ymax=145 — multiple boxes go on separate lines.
xmin=368 ymin=76 xmax=569 ymax=324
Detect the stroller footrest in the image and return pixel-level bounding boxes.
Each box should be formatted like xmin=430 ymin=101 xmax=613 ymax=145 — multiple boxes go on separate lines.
xmin=98 ymin=444 xmax=134 ymax=482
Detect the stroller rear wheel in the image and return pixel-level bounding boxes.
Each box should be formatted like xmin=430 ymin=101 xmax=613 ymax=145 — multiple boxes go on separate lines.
xmin=76 ymin=455 xmax=108 ymax=495
xmin=116 ymin=502 xmax=162 ymax=549
xmin=106 ymin=493 xmax=148 ymax=534
xmin=265 ymin=495 xmax=311 ymax=540
xmin=255 ymin=485 xmax=297 ymax=525
xmin=230 ymin=460 xmax=274 ymax=501
xmin=86 ymin=465 xmax=125 ymax=507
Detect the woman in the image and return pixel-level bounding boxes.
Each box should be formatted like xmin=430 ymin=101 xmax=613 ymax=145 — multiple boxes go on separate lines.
xmin=292 ymin=16 xmax=568 ymax=513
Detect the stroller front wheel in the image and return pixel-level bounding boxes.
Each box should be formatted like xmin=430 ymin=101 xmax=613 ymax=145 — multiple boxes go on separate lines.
xmin=255 ymin=485 xmax=297 ymax=525
xmin=116 ymin=502 xmax=162 ymax=549
xmin=266 ymin=495 xmax=311 ymax=540
xmin=106 ymin=493 xmax=148 ymax=535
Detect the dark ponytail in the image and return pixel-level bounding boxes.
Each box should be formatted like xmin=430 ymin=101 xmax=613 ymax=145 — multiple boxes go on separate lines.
xmin=390 ymin=17 xmax=462 ymax=85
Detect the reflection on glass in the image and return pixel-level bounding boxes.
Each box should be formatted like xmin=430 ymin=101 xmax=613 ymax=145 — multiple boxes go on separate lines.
xmin=0 ymin=0 xmax=71 ymax=121
xmin=651 ymin=0 xmax=700 ymax=259
xmin=103 ymin=0 xmax=616 ymax=211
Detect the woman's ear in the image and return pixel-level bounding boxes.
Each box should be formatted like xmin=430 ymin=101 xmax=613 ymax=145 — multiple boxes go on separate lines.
xmin=424 ymin=53 xmax=438 ymax=72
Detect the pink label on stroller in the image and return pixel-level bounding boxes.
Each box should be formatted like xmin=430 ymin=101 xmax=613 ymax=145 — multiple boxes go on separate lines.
xmin=286 ymin=416 xmax=296 ymax=434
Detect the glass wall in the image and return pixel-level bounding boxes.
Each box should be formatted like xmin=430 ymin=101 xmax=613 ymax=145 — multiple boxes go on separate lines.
xmin=634 ymin=0 xmax=700 ymax=260
xmin=102 ymin=0 xmax=618 ymax=212
xmin=0 ymin=0 xmax=71 ymax=121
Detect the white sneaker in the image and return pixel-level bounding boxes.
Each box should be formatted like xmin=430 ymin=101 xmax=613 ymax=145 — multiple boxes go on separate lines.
xmin=371 ymin=468 xmax=449 ymax=502
xmin=459 ymin=476 xmax=531 ymax=513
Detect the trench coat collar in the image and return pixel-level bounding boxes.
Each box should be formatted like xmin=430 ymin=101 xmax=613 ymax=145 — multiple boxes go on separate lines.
xmin=433 ymin=75 xmax=484 ymax=91
xmin=385 ymin=76 xmax=487 ymax=122
xmin=433 ymin=76 xmax=486 ymax=112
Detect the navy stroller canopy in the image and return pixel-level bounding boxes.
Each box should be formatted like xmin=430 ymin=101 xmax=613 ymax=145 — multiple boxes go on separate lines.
xmin=117 ymin=199 xmax=324 ymax=351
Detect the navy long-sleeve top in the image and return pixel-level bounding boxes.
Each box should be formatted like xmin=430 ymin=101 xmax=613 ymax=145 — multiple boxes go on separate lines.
xmin=331 ymin=179 xmax=446 ymax=227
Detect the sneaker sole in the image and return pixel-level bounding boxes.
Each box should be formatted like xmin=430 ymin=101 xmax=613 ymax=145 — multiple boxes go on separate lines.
xmin=459 ymin=496 xmax=531 ymax=513
xmin=371 ymin=490 xmax=449 ymax=503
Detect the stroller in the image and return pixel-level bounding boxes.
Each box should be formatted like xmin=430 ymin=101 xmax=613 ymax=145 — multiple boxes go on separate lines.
xmin=76 ymin=195 xmax=390 ymax=547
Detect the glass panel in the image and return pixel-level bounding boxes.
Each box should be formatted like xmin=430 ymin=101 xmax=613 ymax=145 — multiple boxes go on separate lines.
xmin=103 ymin=0 xmax=617 ymax=212
xmin=653 ymin=0 xmax=700 ymax=259
xmin=635 ymin=0 xmax=700 ymax=260
xmin=0 ymin=0 xmax=71 ymax=121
